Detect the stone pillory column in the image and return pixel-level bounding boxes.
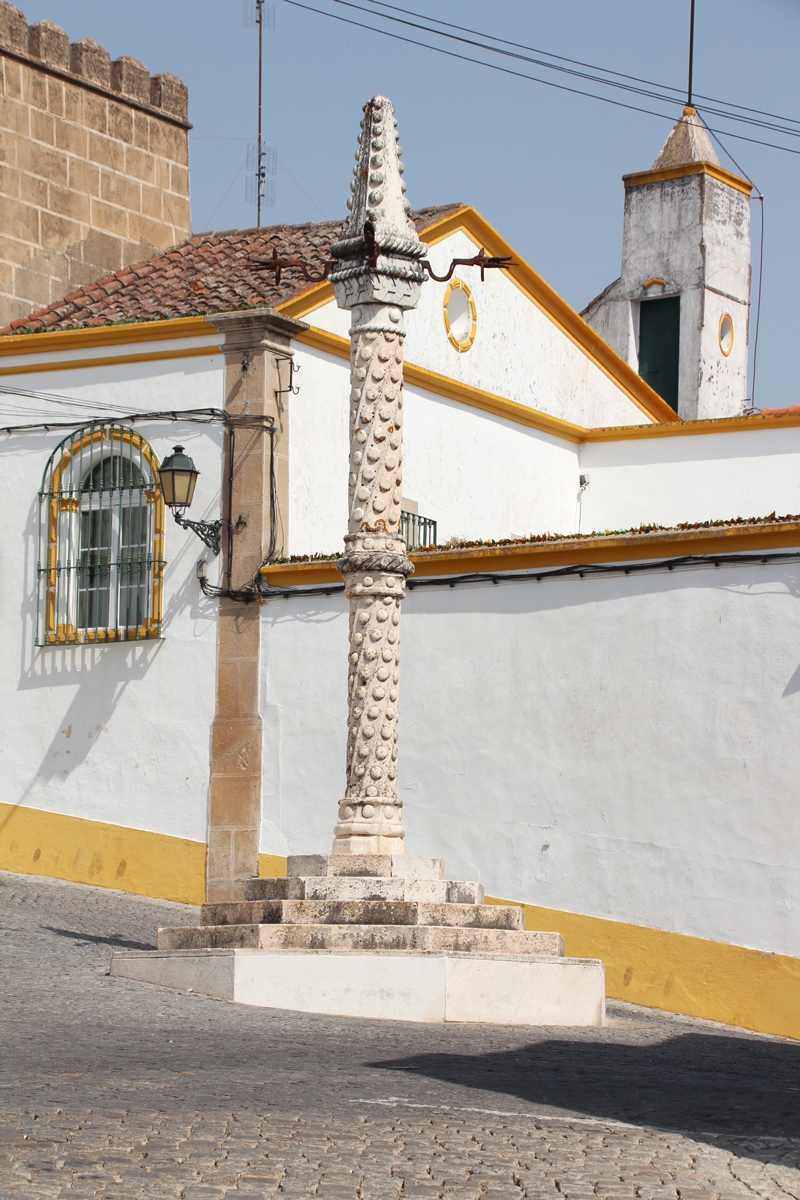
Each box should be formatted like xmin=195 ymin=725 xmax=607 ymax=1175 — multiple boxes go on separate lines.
xmin=329 ymin=96 xmax=426 ymax=856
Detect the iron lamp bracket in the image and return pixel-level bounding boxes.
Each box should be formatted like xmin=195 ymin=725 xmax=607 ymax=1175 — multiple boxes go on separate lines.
xmin=173 ymin=510 xmax=222 ymax=556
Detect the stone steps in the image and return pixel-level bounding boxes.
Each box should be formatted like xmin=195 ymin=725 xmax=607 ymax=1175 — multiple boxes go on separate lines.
xmin=158 ymin=922 xmax=564 ymax=957
xmin=243 ymin=876 xmax=483 ymax=904
xmin=200 ymin=898 xmax=520 ymax=929
xmin=287 ymin=854 xmax=444 ymax=880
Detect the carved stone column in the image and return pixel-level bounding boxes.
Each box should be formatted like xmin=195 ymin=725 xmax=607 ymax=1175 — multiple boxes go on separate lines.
xmin=205 ymin=309 xmax=304 ymax=902
xmin=330 ymin=96 xmax=426 ymax=855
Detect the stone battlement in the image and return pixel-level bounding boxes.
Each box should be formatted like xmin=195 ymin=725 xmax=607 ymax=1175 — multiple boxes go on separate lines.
xmin=0 ymin=1 xmax=191 ymax=328
xmin=0 ymin=5 xmax=188 ymax=122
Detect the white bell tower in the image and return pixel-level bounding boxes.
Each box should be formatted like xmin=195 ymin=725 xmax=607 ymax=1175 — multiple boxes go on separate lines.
xmin=583 ymin=108 xmax=752 ymax=420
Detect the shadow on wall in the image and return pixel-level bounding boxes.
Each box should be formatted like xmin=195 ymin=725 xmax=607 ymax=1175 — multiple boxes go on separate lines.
xmin=372 ymin=1030 xmax=800 ymax=1152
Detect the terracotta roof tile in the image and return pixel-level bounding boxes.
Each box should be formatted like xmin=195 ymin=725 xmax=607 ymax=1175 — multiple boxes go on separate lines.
xmin=2 ymin=206 xmax=464 ymax=336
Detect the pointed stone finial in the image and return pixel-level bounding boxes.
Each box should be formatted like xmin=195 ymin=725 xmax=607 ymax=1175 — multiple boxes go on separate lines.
xmin=340 ymin=95 xmax=420 ymax=250
xmin=331 ymin=96 xmax=425 ymax=311
xmin=651 ymin=106 xmax=720 ymax=171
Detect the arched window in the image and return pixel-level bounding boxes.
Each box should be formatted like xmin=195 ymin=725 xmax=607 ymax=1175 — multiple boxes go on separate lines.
xmin=37 ymin=424 xmax=165 ymax=645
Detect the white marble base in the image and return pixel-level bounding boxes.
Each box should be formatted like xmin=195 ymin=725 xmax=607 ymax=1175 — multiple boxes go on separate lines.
xmin=110 ymin=948 xmax=605 ymax=1027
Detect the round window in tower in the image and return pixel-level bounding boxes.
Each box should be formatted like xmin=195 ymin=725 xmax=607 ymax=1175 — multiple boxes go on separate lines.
xmin=719 ymin=313 xmax=734 ymax=357
xmin=443 ymin=279 xmax=477 ymax=352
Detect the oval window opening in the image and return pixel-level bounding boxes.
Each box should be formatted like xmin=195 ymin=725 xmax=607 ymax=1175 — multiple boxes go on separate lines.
xmin=719 ymin=313 xmax=734 ymax=356
xmin=443 ymin=281 xmax=476 ymax=352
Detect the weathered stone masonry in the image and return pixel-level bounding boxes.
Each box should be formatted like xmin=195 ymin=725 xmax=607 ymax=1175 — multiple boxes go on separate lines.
xmin=0 ymin=1 xmax=191 ymax=328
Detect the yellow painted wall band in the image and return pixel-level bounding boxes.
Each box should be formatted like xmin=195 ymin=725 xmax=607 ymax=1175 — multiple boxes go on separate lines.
xmin=262 ymin=519 xmax=800 ymax=587
xmin=0 ymin=343 xmax=222 ymax=379
xmin=486 ymin=897 xmax=800 ymax=1042
xmin=0 ymin=316 xmax=218 ymax=357
xmin=0 ymin=802 xmax=206 ymax=905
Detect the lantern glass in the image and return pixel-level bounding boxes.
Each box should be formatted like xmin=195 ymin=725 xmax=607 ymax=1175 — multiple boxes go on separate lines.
xmin=159 ymin=445 xmax=199 ymax=510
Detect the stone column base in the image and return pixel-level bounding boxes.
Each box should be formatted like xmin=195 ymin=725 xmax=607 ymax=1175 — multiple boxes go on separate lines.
xmin=111 ymin=947 xmax=605 ymax=1027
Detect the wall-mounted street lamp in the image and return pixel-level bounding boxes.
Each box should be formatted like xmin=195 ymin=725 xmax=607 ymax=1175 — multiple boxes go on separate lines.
xmin=158 ymin=445 xmax=222 ymax=555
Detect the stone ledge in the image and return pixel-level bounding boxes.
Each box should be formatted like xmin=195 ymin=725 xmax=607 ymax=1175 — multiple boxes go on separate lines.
xmin=111 ymin=946 xmax=604 ymax=1026
xmin=287 ymin=854 xmax=444 ymax=879
xmin=158 ymin=922 xmax=564 ymax=957
xmin=200 ymin=898 xmax=520 ymax=930
xmin=244 ymin=876 xmax=483 ymax=904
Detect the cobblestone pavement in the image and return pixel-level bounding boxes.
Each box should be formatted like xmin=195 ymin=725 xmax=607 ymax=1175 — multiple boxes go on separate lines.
xmin=0 ymin=871 xmax=798 ymax=1199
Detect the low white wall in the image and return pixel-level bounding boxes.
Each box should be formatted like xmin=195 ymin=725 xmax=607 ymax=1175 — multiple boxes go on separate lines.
xmin=288 ymin=344 xmax=580 ymax=556
xmin=0 ymin=355 xmax=225 ymax=843
xmin=260 ymin=558 xmax=800 ymax=957
xmin=579 ymin=426 xmax=800 ymax=532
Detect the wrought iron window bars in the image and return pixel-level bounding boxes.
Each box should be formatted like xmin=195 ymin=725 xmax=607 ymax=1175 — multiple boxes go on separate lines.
xmin=36 ymin=422 xmax=165 ymax=646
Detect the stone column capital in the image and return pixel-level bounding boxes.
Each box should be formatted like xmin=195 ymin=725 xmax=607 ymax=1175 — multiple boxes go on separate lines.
xmin=207 ymin=308 xmax=307 ymax=355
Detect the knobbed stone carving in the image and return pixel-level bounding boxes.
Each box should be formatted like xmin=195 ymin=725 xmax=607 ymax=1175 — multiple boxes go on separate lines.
xmin=331 ymin=95 xmax=424 ymax=855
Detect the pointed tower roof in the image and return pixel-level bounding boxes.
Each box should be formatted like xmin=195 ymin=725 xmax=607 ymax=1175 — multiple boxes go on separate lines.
xmin=652 ymin=106 xmax=720 ymax=170
xmin=622 ymin=106 xmax=752 ymax=196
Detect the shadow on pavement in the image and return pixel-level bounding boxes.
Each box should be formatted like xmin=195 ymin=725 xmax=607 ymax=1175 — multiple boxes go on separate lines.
xmin=43 ymin=926 xmax=156 ymax=951
xmin=371 ymin=1032 xmax=800 ymax=1150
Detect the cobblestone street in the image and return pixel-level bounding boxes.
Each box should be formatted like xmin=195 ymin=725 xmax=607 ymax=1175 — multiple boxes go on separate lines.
xmin=1 ymin=871 xmax=798 ymax=1199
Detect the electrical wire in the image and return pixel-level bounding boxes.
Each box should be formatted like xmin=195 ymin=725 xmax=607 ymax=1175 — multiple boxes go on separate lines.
xmin=282 ymin=0 xmax=800 ymax=155
xmin=260 ymin=548 xmax=800 ymax=599
xmin=366 ymin=0 xmax=800 ymax=134
xmin=337 ymin=0 xmax=798 ymax=140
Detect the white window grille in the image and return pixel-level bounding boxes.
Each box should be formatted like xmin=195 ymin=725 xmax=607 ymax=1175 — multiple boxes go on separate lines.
xmin=36 ymin=424 xmax=165 ymax=646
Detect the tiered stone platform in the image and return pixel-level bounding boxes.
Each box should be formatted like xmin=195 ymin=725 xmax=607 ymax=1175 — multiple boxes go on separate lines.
xmin=112 ymin=855 xmax=605 ymax=1026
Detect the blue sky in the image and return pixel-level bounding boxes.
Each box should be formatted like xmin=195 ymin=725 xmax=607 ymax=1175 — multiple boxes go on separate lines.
xmin=21 ymin=0 xmax=800 ymax=406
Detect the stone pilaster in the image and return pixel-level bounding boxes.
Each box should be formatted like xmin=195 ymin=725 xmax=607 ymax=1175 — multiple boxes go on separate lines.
xmin=204 ymin=309 xmax=304 ymax=903
xmin=330 ymin=95 xmax=426 ymax=855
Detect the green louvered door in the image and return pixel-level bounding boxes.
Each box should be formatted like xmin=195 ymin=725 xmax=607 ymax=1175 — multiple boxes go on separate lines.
xmin=639 ymin=295 xmax=680 ymax=412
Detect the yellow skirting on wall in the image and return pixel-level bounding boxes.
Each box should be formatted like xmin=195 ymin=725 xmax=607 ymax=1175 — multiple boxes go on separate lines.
xmin=0 ymin=802 xmax=206 ymax=906
xmin=486 ymin=896 xmax=800 ymax=1043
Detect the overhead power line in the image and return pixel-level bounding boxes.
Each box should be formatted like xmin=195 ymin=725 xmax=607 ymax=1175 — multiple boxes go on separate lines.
xmin=367 ymin=0 xmax=800 ymax=132
xmin=281 ymin=0 xmax=800 ymax=156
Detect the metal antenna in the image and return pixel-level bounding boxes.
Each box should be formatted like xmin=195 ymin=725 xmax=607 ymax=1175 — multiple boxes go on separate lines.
xmin=687 ymin=0 xmax=696 ymax=108
xmin=244 ymin=1 xmax=276 ymax=224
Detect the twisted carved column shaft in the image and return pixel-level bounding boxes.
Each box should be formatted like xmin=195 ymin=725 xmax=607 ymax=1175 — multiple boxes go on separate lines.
xmin=333 ymin=305 xmax=412 ymax=854
xmin=330 ymin=93 xmax=424 ymax=856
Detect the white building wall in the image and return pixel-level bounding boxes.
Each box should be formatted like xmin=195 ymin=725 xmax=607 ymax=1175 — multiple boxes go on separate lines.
xmin=579 ymin=426 xmax=800 ymax=532
xmin=288 ymin=343 xmax=581 ymax=556
xmin=0 ymin=351 xmax=225 ymax=844
xmin=307 ymin=229 xmax=649 ymax=428
xmin=260 ymin=559 xmax=800 ymax=957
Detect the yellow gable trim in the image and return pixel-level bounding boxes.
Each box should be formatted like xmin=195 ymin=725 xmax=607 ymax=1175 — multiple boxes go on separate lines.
xmin=297 ymin=326 xmax=800 ymax=445
xmin=278 ymin=206 xmax=679 ymax=427
xmin=0 ymin=315 xmax=218 ymax=358
xmin=587 ymin=411 xmax=800 ymax=440
xmin=623 ymin=162 xmax=753 ymax=196
xmin=262 ymin=520 xmax=800 ymax=587
xmin=296 ymin=325 xmax=587 ymax=444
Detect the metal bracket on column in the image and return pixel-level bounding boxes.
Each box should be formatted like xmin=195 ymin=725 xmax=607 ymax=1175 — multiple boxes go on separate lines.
xmin=174 ymin=510 xmax=222 ymax=556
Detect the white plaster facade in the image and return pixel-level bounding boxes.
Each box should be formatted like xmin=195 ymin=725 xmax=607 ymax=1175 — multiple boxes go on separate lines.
xmin=260 ymin=559 xmax=800 ymax=959
xmin=0 ymin=350 xmax=224 ymax=846
xmin=0 ymin=198 xmax=795 ymax=1028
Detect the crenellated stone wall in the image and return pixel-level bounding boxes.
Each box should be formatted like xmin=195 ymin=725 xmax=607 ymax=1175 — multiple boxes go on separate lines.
xmin=0 ymin=2 xmax=191 ymax=328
